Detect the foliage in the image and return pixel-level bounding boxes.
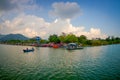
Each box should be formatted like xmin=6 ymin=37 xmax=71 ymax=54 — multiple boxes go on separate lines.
xmin=40 ymin=39 xmax=49 ymax=43
xmin=7 ymin=40 xmax=22 ymax=44
xmin=48 ymin=34 xmax=60 ymax=43
xmin=0 ymin=33 xmax=120 ymax=46
xmin=64 ymin=33 xmax=78 ymax=43
xmin=78 ymin=35 xmax=87 ymax=44
xmin=59 ymin=33 xmax=66 ymax=43
xmin=90 ymin=40 xmax=102 ymax=46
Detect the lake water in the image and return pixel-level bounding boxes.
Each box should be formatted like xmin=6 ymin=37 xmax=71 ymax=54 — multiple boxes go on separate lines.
xmin=0 ymin=44 xmax=120 ymax=80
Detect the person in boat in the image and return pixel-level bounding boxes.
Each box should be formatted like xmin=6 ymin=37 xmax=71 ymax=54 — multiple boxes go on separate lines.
xmin=23 ymin=48 xmax=34 ymax=52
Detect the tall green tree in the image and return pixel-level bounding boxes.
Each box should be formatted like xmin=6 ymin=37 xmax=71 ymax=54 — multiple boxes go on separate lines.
xmin=48 ymin=34 xmax=60 ymax=43
xmin=106 ymin=36 xmax=111 ymax=41
xmin=78 ymin=35 xmax=87 ymax=44
xmin=59 ymin=32 xmax=66 ymax=43
xmin=64 ymin=33 xmax=78 ymax=43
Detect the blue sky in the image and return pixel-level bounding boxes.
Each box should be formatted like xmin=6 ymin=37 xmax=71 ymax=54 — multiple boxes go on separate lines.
xmin=0 ymin=0 xmax=120 ymax=39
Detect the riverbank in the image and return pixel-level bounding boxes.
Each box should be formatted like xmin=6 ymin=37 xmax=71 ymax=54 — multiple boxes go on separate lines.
xmin=0 ymin=41 xmax=120 ymax=48
xmin=0 ymin=33 xmax=120 ymax=48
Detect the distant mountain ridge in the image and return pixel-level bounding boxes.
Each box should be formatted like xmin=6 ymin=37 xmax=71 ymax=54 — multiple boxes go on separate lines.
xmin=0 ymin=34 xmax=5 ymax=39
xmin=0 ymin=34 xmax=29 ymax=41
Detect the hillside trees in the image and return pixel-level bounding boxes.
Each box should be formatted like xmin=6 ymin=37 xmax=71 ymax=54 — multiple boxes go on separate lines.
xmin=64 ymin=33 xmax=78 ymax=43
xmin=48 ymin=34 xmax=60 ymax=43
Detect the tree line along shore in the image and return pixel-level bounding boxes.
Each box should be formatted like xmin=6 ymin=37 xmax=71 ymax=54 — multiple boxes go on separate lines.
xmin=0 ymin=33 xmax=120 ymax=47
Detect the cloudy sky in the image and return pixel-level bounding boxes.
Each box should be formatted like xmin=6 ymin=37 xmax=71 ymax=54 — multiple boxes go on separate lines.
xmin=0 ymin=0 xmax=120 ymax=39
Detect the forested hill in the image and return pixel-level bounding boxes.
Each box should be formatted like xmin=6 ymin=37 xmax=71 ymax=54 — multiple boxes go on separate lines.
xmin=0 ymin=34 xmax=29 ymax=41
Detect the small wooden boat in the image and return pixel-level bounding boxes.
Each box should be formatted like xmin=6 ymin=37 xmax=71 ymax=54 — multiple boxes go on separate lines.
xmin=23 ymin=48 xmax=34 ymax=52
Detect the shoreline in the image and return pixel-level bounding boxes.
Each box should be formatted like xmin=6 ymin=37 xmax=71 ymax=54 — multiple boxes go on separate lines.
xmin=0 ymin=43 xmax=120 ymax=48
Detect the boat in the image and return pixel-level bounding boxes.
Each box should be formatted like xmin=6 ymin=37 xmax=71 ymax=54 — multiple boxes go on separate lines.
xmin=66 ymin=43 xmax=83 ymax=50
xmin=23 ymin=48 xmax=34 ymax=52
xmin=53 ymin=44 xmax=59 ymax=48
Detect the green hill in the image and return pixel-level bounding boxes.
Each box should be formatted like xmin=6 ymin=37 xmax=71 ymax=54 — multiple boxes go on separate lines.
xmin=0 ymin=34 xmax=29 ymax=41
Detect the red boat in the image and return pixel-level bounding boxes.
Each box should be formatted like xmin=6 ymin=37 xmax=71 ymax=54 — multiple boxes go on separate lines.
xmin=53 ymin=44 xmax=59 ymax=48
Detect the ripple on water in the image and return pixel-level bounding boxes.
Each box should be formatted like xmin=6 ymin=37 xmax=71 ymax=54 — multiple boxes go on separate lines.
xmin=0 ymin=44 xmax=120 ymax=80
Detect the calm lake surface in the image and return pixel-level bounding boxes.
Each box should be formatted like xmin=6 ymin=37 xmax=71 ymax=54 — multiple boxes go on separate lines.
xmin=0 ymin=44 xmax=120 ymax=80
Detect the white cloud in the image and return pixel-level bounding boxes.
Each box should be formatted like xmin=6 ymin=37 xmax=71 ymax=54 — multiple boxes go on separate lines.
xmin=0 ymin=14 xmax=49 ymax=38
xmin=48 ymin=19 xmax=107 ymax=39
xmin=90 ymin=28 xmax=101 ymax=35
xmin=0 ymin=14 xmax=107 ymax=39
xmin=0 ymin=1 xmax=108 ymax=40
xmin=50 ymin=2 xmax=81 ymax=19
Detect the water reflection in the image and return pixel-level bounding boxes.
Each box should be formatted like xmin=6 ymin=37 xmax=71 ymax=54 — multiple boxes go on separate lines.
xmin=0 ymin=44 xmax=120 ymax=80
xmin=86 ymin=46 xmax=107 ymax=59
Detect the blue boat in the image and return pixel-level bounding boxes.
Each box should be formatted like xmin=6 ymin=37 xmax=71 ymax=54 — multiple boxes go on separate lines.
xmin=23 ymin=48 xmax=34 ymax=52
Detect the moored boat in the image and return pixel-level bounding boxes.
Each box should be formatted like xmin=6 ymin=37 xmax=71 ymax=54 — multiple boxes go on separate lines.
xmin=66 ymin=43 xmax=83 ymax=50
xmin=23 ymin=48 xmax=34 ymax=52
xmin=53 ymin=44 xmax=59 ymax=48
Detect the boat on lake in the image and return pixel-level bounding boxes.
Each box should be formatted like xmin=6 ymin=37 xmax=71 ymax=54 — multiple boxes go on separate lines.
xmin=23 ymin=48 xmax=34 ymax=52
xmin=53 ymin=44 xmax=59 ymax=48
xmin=66 ymin=43 xmax=83 ymax=50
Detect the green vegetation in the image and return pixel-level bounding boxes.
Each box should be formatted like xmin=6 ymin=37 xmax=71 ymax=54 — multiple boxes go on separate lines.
xmin=78 ymin=35 xmax=87 ymax=45
xmin=48 ymin=34 xmax=60 ymax=43
xmin=48 ymin=33 xmax=120 ymax=46
xmin=64 ymin=33 xmax=78 ymax=43
xmin=0 ymin=33 xmax=120 ymax=46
